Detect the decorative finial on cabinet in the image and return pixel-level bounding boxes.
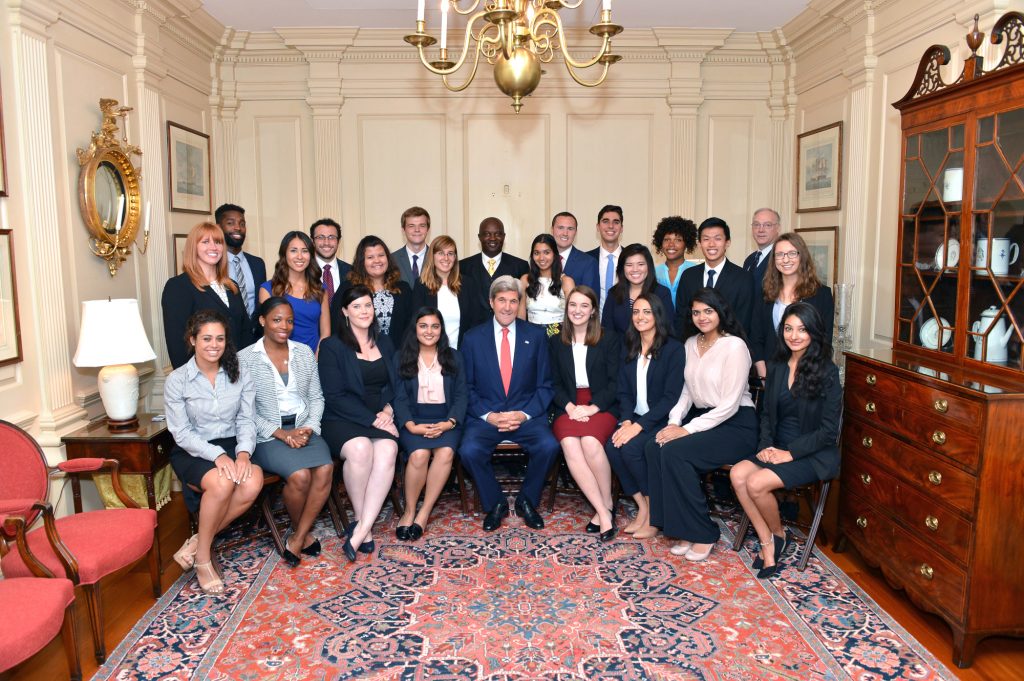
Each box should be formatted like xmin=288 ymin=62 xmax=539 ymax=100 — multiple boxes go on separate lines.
xmin=966 ymin=14 xmax=984 ymax=55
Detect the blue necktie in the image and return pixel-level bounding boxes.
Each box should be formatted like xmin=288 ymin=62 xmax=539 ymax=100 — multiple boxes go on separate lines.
xmin=604 ymin=254 xmax=615 ymax=297
xmin=706 ymin=269 xmax=716 ymax=288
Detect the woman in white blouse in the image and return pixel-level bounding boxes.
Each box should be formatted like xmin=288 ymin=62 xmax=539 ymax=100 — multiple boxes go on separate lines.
xmin=165 ymin=309 xmax=263 ymax=595
xmin=238 ymin=296 xmax=334 ymax=567
xmin=411 ymin=235 xmax=476 ymax=348
xmin=646 ymin=287 xmax=759 ymax=562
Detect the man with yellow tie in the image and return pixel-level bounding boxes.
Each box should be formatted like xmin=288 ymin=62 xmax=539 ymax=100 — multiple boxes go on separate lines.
xmin=459 ymin=216 xmax=529 ymax=329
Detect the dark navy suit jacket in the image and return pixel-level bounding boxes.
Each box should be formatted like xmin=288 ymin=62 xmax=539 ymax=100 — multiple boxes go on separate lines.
xmin=548 ymin=331 xmax=620 ymax=418
xmin=461 ymin=319 xmax=553 ymax=420
xmin=749 ymin=285 xmax=834 ymax=363
xmin=673 ymin=259 xmax=754 ymax=339
xmin=614 ymin=337 xmax=686 ymax=430
xmin=318 ymin=334 xmax=398 ymax=426
xmin=561 ymin=247 xmax=600 ymax=293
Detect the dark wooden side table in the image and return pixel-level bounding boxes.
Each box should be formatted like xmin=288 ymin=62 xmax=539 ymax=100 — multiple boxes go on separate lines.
xmin=61 ymin=414 xmax=174 ymax=570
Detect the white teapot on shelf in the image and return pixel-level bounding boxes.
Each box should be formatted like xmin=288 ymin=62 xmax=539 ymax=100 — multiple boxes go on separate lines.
xmin=971 ymin=305 xmax=1014 ymax=364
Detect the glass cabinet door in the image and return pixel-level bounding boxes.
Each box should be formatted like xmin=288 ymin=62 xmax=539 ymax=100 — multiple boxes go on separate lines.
xmin=971 ymin=106 xmax=1024 ymax=370
xmin=898 ymin=124 xmax=964 ymax=354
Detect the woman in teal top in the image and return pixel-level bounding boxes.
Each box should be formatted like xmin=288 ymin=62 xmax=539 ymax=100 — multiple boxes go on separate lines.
xmin=652 ymin=216 xmax=699 ymax=309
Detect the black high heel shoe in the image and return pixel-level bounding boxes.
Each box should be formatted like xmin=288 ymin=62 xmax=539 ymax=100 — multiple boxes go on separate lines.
xmin=300 ymin=537 xmax=321 ymax=557
xmin=752 ymin=532 xmax=788 ymax=570
xmin=281 ymin=530 xmax=301 ymax=568
xmin=345 ymin=522 xmax=375 ymax=554
xmin=587 ymin=506 xmax=616 ymax=534
xmin=599 ymin=526 xmax=617 ymax=542
xmin=342 ymin=538 xmax=357 ymax=563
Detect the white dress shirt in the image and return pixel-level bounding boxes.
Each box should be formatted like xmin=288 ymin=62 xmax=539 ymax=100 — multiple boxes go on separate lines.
xmin=405 ymin=245 xmax=427 ymax=274
xmin=634 ymin=355 xmax=651 ymax=416
xmin=597 ymin=245 xmax=622 ymax=315
xmin=316 ymin=256 xmax=340 ymax=297
xmin=702 ymin=261 xmax=726 ymax=288
xmin=571 ymin=342 xmax=589 ymax=388
xmin=437 ymin=283 xmax=461 ymax=348
xmin=481 ymin=252 xmax=503 ymax=275
xmin=253 ymin=338 xmax=306 ymax=416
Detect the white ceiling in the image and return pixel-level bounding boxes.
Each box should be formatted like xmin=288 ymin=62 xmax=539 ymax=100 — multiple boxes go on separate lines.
xmin=201 ymin=0 xmax=810 ymax=33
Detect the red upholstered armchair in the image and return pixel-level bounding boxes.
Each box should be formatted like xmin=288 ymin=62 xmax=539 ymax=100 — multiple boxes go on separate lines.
xmin=0 ymin=420 xmax=160 ymax=664
xmin=0 ymin=514 xmax=82 ymax=680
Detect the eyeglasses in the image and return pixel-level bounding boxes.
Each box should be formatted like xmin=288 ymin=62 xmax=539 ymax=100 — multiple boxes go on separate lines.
xmin=774 ymin=250 xmax=800 ymax=261
xmin=751 ymin=222 xmax=778 ymax=229
xmin=691 ymin=308 xmax=717 ymax=318
xmin=314 ymin=235 xmax=339 ymax=243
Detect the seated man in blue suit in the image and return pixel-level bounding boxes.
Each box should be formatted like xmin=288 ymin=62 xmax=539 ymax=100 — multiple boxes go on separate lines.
xmin=552 ymin=211 xmax=600 ymax=293
xmin=460 ymin=275 xmax=560 ymax=531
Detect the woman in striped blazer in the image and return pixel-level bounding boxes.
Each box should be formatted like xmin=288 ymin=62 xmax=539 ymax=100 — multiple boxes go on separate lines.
xmin=238 ymin=296 xmax=334 ymax=567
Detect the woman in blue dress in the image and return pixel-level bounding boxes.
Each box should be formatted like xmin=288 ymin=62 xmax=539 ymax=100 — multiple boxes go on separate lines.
xmin=258 ymin=231 xmax=330 ymax=353
xmin=652 ymin=216 xmax=699 ymax=310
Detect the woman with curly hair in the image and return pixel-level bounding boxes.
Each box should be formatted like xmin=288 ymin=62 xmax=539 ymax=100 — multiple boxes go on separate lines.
xmin=651 ymin=216 xmax=699 ymax=310
xmin=165 ymin=310 xmax=262 ymax=594
xmin=730 ymin=302 xmax=841 ymax=578
xmin=258 ymin=231 xmax=329 ymax=353
xmin=330 ymin=235 xmax=413 ymax=343
xmin=519 ymin=233 xmax=575 ymax=335
xmin=601 ymin=243 xmax=675 ymax=334
xmin=647 ymin=287 xmax=758 ymax=562
xmin=749 ymin=232 xmax=834 ymax=382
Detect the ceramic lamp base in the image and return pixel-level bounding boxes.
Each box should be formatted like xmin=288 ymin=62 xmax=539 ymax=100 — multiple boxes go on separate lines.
xmin=97 ymin=363 xmax=140 ymax=431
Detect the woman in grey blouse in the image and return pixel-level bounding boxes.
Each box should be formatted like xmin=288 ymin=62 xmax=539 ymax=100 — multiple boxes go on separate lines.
xmin=239 ymin=297 xmax=333 ymax=567
xmin=165 ymin=309 xmax=263 ymax=595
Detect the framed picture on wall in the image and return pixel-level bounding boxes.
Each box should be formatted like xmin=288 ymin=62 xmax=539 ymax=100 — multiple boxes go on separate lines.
xmin=172 ymin=233 xmax=189 ymax=274
xmin=796 ymin=226 xmax=839 ymax=287
xmin=796 ymin=122 xmax=843 ymax=212
xmin=0 ymin=75 xmax=8 ymax=197
xmin=167 ymin=121 xmax=211 ymax=214
xmin=0 ymin=230 xmax=23 ymax=366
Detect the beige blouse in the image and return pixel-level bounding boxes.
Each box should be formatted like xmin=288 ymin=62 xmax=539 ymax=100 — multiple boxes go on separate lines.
xmin=417 ymin=355 xmax=446 ymax=405
xmin=667 ymin=335 xmax=754 ymax=432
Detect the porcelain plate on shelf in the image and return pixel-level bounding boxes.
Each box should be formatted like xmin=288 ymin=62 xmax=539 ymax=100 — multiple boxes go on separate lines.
xmin=935 ymin=238 xmax=960 ymax=269
xmin=920 ymin=317 xmax=952 ymax=349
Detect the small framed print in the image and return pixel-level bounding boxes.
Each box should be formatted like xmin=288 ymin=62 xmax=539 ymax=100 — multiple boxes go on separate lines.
xmin=796 ymin=122 xmax=843 ymax=213
xmin=796 ymin=226 xmax=839 ymax=287
xmin=0 ymin=230 xmax=23 ymax=365
xmin=172 ymin=233 xmax=189 ymax=274
xmin=167 ymin=121 xmax=212 ymax=214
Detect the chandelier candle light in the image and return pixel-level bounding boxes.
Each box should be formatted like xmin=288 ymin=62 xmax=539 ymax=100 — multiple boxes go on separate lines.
xmin=406 ymin=0 xmax=623 ymax=113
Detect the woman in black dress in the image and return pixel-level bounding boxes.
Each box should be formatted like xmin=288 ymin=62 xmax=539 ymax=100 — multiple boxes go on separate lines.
xmin=330 ymin=235 xmax=412 ymax=343
xmin=549 ymin=286 xmax=620 ymax=540
xmin=162 ymin=222 xmax=253 ymax=368
xmin=730 ymin=302 xmax=841 ymax=578
xmin=318 ymin=284 xmax=400 ymax=562
xmin=393 ymin=307 xmax=467 ymax=540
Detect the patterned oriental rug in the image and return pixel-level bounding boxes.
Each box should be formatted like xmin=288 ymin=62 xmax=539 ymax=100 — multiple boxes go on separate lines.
xmin=95 ymin=496 xmax=954 ymax=680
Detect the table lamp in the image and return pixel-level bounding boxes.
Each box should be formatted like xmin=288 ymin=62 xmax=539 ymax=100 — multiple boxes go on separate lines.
xmin=72 ymin=298 xmax=157 ymax=431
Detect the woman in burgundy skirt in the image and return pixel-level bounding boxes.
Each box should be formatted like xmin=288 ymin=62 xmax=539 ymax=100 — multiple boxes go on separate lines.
xmin=548 ymin=286 xmax=621 ymax=541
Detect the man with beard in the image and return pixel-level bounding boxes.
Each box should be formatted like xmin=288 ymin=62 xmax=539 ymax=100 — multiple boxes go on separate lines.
xmin=310 ymin=217 xmax=351 ymax=305
xmin=460 ymin=216 xmax=529 ymax=326
xmin=216 ymin=203 xmax=266 ymax=317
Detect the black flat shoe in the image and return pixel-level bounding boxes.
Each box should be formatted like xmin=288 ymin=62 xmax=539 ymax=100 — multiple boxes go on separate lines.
xmin=599 ymin=527 xmax=617 ymax=543
xmin=757 ymin=563 xmax=781 ymax=579
xmin=395 ymin=525 xmax=411 ymax=541
xmin=300 ymin=538 xmax=321 ymax=557
xmin=281 ymin=530 xmax=301 ymax=567
xmin=358 ymin=539 xmax=375 ymax=554
xmin=342 ymin=538 xmax=357 ymax=563
xmin=408 ymin=523 xmax=423 ymax=541
xmin=585 ymin=520 xmax=600 ymax=533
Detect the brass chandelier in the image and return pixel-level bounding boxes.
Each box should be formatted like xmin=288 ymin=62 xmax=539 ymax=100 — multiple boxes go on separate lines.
xmin=404 ymin=1 xmax=623 ymax=113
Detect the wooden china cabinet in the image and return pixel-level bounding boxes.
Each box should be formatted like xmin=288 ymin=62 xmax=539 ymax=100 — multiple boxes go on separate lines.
xmin=837 ymin=13 xmax=1024 ymax=668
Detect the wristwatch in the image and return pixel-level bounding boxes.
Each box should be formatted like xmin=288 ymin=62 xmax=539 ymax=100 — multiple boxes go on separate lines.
xmin=448 ymin=417 xmax=458 ymax=427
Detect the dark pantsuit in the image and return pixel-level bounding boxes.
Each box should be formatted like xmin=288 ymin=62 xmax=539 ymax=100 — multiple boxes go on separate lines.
xmin=646 ymin=406 xmax=758 ymax=543
xmin=460 ymin=417 xmax=559 ymax=512
xmin=604 ymin=416 xmax=656 ymax=496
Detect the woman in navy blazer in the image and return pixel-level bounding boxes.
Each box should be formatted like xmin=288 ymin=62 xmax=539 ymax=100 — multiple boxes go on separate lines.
xmin=319 ymin=284 xmax=400 ymax=562
xmin=731 ymin=302 xmax=841 ymax=578
xmin=601 ymin=243 xmax=674 ymax=334
xmin=749 ymin=232 xmax=834 ymax=381
xmin=604 ymin=292 xmax=685 ymax=540
xmin=550 ymin=286 xmax=621 ymax=540
xmin=162 ymin=222 xmax=253 ymax=368
xmin=392 ymin=307 xmax=467 ymax=540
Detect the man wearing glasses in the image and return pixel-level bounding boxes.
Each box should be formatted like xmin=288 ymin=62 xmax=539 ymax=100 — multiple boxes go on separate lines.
xmin=743 ymin=208 xmax=782 ymax=290
xmin=310 ymin=218 xmax=352 ymax=305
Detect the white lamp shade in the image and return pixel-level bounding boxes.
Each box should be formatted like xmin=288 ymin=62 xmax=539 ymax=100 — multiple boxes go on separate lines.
xmin=73 ymin=299 xmax=157 ymax=367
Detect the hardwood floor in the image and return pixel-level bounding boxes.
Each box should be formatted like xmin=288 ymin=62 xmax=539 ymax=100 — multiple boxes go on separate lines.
xmin=3 ymin=495 xmax=1022 ymax=680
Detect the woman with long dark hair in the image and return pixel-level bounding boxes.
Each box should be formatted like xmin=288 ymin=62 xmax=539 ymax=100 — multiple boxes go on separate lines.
xmin=239 ymin=297 xmax=334 ymax=566
xmin=651 ymin=216 xmax=699 ymax=309
xmin=411 ymin=235 xmax=476 ymax=348
xmin=601 ymin=243 xmax=674 ymax=333
xmin=164 ymin=310 xmax=262 ymax=594
xmin=330 ymin=235 xmax=412 ymax=343
xmin=730 ymin=302 xmax=841 ymax=578
xmin=319 ymin=284 xmax=400 ymax=562
xmin=162 ymin=222 xmax=253 ymax=368
xmin=647 ymin=287 xmax=758 ymax=562
xmin=604 ymin=292 xmax=685 ymax=539
xmin=258 ymin=231 xmax=329 ymax=353
xmin=550 ymin=286 xmax=621 ymax=540
xmin=393 ymin=307 xmax=467 ymax=540
xmin=519 ymin=233 xmax=574 ymax=335
xmin=750 ymin=232 xmax=834 ymax=381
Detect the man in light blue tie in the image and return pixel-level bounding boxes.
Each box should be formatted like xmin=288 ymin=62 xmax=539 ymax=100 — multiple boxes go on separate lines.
xmin=586 ymin=204 xmax=623 ymax=320
xmin=216 ymin=203 xmax=266 ymax=317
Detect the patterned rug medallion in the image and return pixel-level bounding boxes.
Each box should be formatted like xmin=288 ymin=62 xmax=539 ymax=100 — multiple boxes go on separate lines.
xmin=96 ymin=496 xmax=955 ymax=680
